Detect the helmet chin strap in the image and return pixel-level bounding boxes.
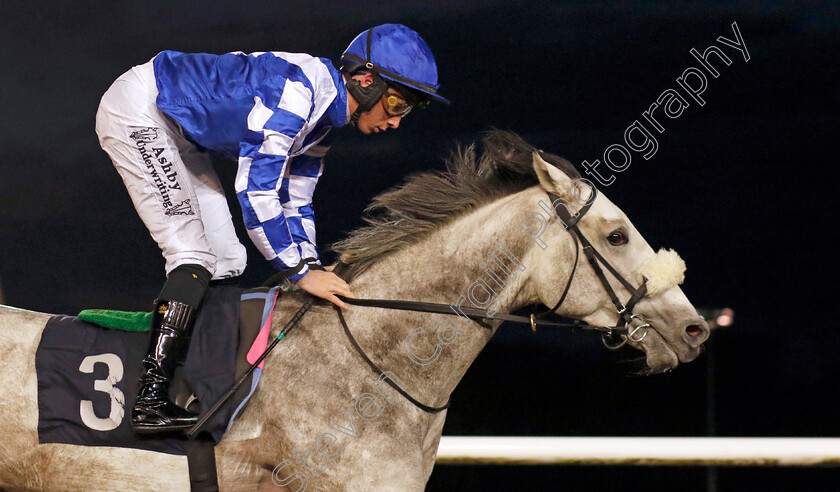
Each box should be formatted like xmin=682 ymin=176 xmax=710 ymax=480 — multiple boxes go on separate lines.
xmin=346 ymin=71 xmax=389 ymax=126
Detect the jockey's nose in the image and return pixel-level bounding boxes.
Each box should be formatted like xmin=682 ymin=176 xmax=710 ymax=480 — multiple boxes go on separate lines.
xmin=681 ymin=316 xmax=710 ymax=347
xmin=387 ymin=115 xmax=402 ymax=129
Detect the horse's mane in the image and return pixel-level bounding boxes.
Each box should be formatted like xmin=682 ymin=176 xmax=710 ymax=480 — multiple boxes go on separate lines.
xmin=331 ymin=129 xmax=580 ymax=277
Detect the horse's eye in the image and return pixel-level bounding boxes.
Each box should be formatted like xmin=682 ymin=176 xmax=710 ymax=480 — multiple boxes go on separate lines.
xmin=607 ymin=230 xmax=628 ymax=246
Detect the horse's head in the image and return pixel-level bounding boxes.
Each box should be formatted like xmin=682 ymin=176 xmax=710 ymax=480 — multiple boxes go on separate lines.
xmin=527 ymin=153 xmax=709 ymax=373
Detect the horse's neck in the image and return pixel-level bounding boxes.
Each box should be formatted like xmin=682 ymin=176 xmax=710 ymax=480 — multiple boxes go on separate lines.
xmin=343 ymin=192 xmax=540 ymax=406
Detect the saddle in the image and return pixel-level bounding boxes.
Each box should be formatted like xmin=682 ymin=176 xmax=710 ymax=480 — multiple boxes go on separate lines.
xmin=35 ymin=285 xmax=280 ymax=455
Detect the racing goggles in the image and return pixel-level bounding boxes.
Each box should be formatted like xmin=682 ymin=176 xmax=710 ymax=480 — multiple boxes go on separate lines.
xmin=381 ymin=92 xmax=414 ymax=117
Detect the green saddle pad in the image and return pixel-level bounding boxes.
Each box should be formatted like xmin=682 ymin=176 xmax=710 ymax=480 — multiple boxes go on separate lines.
xmin=78 ymin=309 xmax=152 ymax=332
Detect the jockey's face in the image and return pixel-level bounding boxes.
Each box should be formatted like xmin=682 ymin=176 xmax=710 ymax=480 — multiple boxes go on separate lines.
xmin=358 ymin=89 xmax=405 ymax=134
xmin=350 ymin=73 xmax=405 ymax=135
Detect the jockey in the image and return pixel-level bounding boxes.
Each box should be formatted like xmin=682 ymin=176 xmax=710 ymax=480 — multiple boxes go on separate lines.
xmin=95 ymin=24 xmax=449 ymax=434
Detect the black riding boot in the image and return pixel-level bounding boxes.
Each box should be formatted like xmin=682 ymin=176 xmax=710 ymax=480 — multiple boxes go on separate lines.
xmin=132 ymin=263 xmax=211 ymax=434
xmin=132 ymin=299 xmax=200 ymax=433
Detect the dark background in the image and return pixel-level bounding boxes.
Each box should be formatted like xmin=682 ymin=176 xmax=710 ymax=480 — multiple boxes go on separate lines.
xmin=1 ymin=1 xmax=837 ymax=491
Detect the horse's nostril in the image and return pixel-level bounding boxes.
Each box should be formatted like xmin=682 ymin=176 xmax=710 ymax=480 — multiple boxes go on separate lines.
xmin=686 ymin=324 xmax=704 ymax=337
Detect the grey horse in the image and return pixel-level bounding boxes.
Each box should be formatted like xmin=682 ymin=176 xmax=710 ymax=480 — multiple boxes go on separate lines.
xmin=0 ymin=131 xmax=708 ymax=491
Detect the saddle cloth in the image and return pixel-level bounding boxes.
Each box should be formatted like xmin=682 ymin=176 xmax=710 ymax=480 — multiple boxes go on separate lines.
xmin=34 ymin=285 xmax=280 ymax=455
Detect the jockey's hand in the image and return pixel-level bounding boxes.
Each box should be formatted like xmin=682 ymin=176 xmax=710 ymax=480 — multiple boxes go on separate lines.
xmin=297 ymin=270 xmax=354 ymax=309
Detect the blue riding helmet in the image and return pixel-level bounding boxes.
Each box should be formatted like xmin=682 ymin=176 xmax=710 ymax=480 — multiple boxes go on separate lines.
xmin=340 ymin=24 xmax=450 ymax=112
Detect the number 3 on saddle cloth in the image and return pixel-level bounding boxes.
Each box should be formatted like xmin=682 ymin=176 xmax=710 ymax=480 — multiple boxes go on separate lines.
xmin=34 ymin=285 xmax=280 ymax=455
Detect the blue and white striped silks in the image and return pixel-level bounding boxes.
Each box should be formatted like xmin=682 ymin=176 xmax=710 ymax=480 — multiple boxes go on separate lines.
xmin=154 ymin=51 xmax=349 ymax=281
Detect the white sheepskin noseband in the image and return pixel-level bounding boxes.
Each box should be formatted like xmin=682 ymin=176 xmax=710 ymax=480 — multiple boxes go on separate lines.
xmin=638 ymin=249 xmax=686 ymax=296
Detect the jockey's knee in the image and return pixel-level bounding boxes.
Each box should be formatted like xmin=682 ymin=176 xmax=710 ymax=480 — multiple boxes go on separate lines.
xmin=165 ymin=246 xmax=246 ymax=282
xmin=166 ymin=252 xmax=218 ymax=281
xmin=211 ymin=242 xmax=248 ymax=280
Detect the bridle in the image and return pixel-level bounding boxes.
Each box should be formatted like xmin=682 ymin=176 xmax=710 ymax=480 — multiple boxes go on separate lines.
xmin=331 ymin=183 xmax=655 ymax=414
xmin=539 ymin=188 xmax=651 ymax=350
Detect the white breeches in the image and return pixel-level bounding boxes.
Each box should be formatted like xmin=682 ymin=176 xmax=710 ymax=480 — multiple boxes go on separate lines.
xmin=95 ymin=60 xmax=247 ymax=279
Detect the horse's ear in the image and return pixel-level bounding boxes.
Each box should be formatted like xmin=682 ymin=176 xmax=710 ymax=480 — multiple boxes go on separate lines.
xmin=533 ymin=151 xmax=573 ymax=195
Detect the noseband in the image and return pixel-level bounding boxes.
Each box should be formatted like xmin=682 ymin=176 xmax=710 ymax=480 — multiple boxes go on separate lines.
xmin=540 ymin=188 xmax=650 ymax=349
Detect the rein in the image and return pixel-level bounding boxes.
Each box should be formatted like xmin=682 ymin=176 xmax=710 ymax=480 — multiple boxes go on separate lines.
xmin=331 ymin=185 xmax=654 ymax=414
xmin=333 ymin=294 xmax=627 ymax=336
xmin=331 ymin=288 xmax=629 ymax=413
xmin=334 ymin=307 xmax=451 ymax=413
